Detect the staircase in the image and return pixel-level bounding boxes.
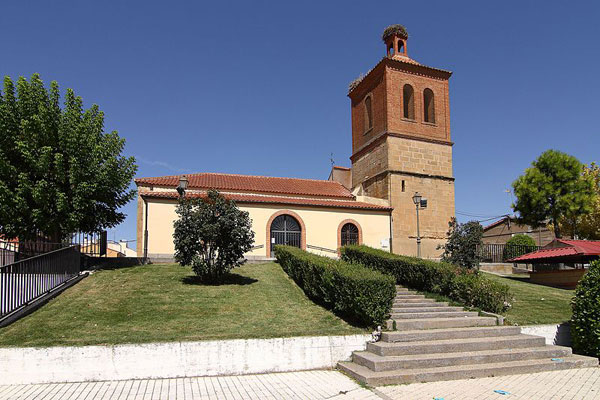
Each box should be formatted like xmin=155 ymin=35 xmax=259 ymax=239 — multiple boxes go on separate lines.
xmin=338 ymin=286 xmax=598 ymax=386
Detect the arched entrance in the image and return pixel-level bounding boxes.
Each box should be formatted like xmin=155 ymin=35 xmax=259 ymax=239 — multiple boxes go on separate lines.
xmin=270 ymin=214 xmax=302 ymax=256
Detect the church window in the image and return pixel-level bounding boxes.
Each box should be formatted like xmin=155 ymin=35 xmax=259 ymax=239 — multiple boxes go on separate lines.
xmin=423 ymin=88 xmax=435 ymax=123
xmin=365 ymin=95 xmax=373 ymax=132
xmin=341 ymin=223 xmax=360 ymax=246
xmin=403 ymin=84 xmax=414 ymax=120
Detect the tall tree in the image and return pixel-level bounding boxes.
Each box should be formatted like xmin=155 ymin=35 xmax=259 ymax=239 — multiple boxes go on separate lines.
xmin=0 ymin=74 xmax=137 ymax=241
xmin=439 ymin=218 xmax=483 ymax=270
xmin=512 ymin=150 xmax=594 ymax=239
xmin=558 ymin=162 xmax=600 ymax=239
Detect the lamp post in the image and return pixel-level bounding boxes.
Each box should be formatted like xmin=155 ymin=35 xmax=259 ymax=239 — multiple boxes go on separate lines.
xmin=412 ymin=192 xmax=427 ymax=258
xmin=177 ymin=175 xmax=189 ymax=198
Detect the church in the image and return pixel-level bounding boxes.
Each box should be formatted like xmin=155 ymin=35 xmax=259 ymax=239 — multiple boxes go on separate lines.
xmin=135 ymin=25 xmax=455 ymax=261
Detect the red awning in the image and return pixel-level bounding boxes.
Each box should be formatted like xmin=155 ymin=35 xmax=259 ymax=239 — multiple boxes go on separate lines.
xmin=510 ymin=239 xmax=600 ymax=263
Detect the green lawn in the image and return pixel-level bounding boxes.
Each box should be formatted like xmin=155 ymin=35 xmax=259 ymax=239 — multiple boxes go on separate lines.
xmin=0 ymin=262 xmax=364 ymax=347
xmin=483 ymin=272 xmax=574 ymax=326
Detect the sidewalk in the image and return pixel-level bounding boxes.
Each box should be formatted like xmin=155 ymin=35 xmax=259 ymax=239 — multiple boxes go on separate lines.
xmin=1 ymin=368 xmax=598 ymax=399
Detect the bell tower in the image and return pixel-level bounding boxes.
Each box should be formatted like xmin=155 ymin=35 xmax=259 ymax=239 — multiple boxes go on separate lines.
xmin=348 ymin=24 xmax=455 ymax=257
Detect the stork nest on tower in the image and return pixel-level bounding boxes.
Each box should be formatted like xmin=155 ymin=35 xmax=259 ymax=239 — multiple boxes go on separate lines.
xmin=382 ymin=24 xmax=408 ymax=41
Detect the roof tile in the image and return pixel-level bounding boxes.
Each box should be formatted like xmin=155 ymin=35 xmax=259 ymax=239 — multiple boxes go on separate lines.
xmin=141 ymin=191 xmax=391 ymax=211
xmin=135 ymin=173 xmax=353 ymax=199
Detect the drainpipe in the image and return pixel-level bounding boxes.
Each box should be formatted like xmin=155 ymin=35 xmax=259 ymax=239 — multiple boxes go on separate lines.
xmin=143 ymin=197 xmax=149 ymax=263
xmin=389 ymin=208 xmax=393 ymax=253
xmin=387 ymin=172 xmax=393 ymax=253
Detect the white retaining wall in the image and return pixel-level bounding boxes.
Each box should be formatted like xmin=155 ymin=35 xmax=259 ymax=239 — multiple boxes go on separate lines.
xmin=0 ymin=334 xmax=370 ymax=385
xmin=521 ymin=323 xmax=571 ymax=346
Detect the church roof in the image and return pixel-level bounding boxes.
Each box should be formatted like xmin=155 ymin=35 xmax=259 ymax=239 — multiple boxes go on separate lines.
xmin=135 ymin=172 xmax=354 ymax=199
xmin=140 ymin=191 xmax=392 ymax=211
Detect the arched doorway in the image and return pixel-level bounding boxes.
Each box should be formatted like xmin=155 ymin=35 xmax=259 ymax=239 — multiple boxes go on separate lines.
xmin=270 ymin=214 xmax=302 ymax=256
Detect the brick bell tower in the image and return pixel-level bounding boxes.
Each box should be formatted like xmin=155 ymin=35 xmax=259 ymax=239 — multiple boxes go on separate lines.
xmin=348 ymin=24 xmax=455 ymax=258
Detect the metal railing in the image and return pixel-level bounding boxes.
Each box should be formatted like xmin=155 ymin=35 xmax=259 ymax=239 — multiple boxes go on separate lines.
xmin=0 ymin=231 xmax=106 ymax=267
xmin=477 ymin=243 xmax=542 ymax=263
xmin=0 ymin=245 xmax=81 ymax=319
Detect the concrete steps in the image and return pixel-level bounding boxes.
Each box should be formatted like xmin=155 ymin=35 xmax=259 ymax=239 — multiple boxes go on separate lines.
xmin=353 ymin=345 xmax=573 ymax=371
xmin=392 ymin=301 xmax=448 ymax=308
xmin=391 ymin=306 xmax=461 ymax=313
xmin=381 ymin=325 xmax=521 ymax=343
xmin=339 ymin=286 xmax=599 ymax=385
xmin=390 ymin=310 xmax=478 ymax=319
xmin=386 ymin=316 xmax=497 ymax=330
xmin=367 ymin=335 xmax=546 ymax=356
xmin=338 ymin=355 xmax=598 ymax=386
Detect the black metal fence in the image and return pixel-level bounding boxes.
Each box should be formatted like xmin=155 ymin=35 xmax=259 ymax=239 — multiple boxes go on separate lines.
xmin=478 ymin=243 xmax=542 ymax=263
xmin=0 ymin=231 xmax=106 ymax=267
xmin=0 ymin=245 xmax=80 ymax=319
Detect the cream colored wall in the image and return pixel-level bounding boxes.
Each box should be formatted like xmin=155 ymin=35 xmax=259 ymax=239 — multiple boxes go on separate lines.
xmin=140 ymin=199 xmax=391 ymax=258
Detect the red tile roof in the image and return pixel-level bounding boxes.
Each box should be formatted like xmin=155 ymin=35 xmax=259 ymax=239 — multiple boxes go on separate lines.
xmin=510 ymin=239 xmax=600 ymax=263
xmin=135 ymin=173 xmax=354 ymax=199
xmin=141 ymin=191 xmax=391 ymax=211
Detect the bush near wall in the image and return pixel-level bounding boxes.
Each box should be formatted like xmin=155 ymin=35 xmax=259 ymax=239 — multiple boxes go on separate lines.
xmin=274 ymin=245 xmax=396 ymax=327
xmin=341 ymin=245 xmax=511 ymax=314
xmin=571 ymin=260 xmax=600 ymax=358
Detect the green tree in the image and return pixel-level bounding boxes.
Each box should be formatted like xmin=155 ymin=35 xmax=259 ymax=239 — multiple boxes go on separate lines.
xmin=173 ymin=190 xmax=255 ymax=282
xmin=558 ymin=163 xmax=600 ymax=239
xmin=0 ymin=74 xmax=137 ymax=241
xmin=439 ymin=217 xmax=483 ymax=269
xmin=512 ymin=150 xmax=594 ymax=239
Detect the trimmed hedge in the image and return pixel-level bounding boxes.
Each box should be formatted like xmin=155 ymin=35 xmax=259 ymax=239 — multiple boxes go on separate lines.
xmin=341 ymin=245 xmax=511 ymax=314
xmin=274 ymin=245 xmax=396 ymax=327
xmin=571 ymin=260 xmax=600 ymax=358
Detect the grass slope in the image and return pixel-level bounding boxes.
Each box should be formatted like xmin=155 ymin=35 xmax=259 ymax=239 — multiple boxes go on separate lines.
xmin=483 ymin=273 xmax=574 ymax=325
xmin=0 ymin=262 xmax=364 ymax=347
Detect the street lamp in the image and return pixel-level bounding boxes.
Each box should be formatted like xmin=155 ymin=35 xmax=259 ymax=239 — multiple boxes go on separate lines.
xmin=177 ymin=175 xmax=189 ymax=198
xmin=412 ymin=192 xmax=427 ymax=258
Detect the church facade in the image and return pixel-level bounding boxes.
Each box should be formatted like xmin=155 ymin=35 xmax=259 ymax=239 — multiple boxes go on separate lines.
xmin=135 ymin=25 xmax=455 ymax=260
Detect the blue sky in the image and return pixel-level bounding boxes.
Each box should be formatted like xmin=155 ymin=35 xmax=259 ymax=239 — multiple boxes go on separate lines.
xmin=2 ymin=1 xmax=599 ymax=245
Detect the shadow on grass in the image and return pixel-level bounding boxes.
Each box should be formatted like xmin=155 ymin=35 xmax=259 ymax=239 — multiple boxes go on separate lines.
xmin=181 ymin=273 xmax=258 ymax=286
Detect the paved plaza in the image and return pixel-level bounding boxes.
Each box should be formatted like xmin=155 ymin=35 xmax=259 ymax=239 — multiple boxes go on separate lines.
xmin=1 ymin=368 xmax=598 ymax=400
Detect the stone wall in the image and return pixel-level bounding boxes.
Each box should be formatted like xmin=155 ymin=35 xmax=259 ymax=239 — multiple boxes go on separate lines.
xmin=389 ymin=173 xmax=454 ymax=257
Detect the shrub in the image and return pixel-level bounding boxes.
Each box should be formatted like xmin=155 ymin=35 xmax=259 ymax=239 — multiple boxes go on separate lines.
xmin=503 ymin=234 xmax=537 ymax=261
xmin=173 ymin=190 xmax=254 ymax=283
xmin=274 ymin=245 xmax=396 ymax=327
xmin=341 ymin=245 xmax=511 ymax=314
xmin=438 ymin=218 xmax=483 ymax=269
xmin=571 ymin=260 xmax=600 ymax=358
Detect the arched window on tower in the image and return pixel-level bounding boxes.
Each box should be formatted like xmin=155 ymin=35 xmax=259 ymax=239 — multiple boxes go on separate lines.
xmin=423 ymin=88 xmax=435 ymax=123
xmin=364 ymin=95 xmax=373 ymax=132
xmin=403 ymin=84 xmax=415 ymax=120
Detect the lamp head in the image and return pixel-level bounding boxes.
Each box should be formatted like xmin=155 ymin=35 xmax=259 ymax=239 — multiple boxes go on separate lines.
xmin=412 ymin=192 xmax=422 ymax=205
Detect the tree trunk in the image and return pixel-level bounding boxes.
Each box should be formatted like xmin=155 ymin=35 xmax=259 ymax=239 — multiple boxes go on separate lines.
xmin=553 ymin=219 xmax=562 ymax=239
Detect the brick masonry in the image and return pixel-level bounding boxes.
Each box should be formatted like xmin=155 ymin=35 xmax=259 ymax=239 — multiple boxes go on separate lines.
xmin=349 ymin=32 xmax=454 ymax=258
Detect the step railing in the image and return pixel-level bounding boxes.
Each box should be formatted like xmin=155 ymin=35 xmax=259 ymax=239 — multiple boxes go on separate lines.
xmin=0 ymin=245 xmax=80 ymax=319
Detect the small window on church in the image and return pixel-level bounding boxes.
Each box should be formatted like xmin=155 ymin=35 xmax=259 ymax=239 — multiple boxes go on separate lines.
xmin=424 ymin=88 xmax=435 ymax=123
xmin=365 ymin=96 xmax=373 ymax=132
xmin=403 ymin=84 xmax=414 ymax=120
